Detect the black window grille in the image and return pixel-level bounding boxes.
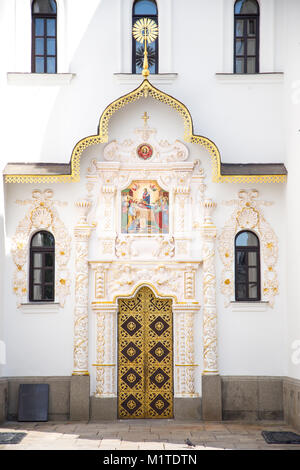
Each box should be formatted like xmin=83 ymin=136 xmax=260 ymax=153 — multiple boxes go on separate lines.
xmin=234 ymin=0 xmax=259 ymax=74
xmin=32 ymin=0 xmax=57 ymax=73
xmin=235 ymin=230 xmax=261 ymax=301
xmin=132 ymin=0 xmax=158 ymax=75
xmin=29 ymin=231 xmax=55 ymax=302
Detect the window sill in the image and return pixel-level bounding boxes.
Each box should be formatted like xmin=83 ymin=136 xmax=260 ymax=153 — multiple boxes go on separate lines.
xmin=20 ymin=302 xmax=60 ymax=314
xmin=230 ymin=301 xmax=269 ymax=312
xmin=215 ymin=72 xmax=284 ymax=84
xmin=114 ymin=73 xmax=178 ymax=85
xmin=7 ymin=73 xmax=76 ymax=86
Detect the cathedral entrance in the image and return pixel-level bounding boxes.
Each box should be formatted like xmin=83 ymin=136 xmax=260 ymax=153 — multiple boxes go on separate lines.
xmin=118 ymin=286 xmax=173 ymax=419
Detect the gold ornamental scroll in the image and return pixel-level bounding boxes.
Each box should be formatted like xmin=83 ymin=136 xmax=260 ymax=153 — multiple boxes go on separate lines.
xmin=118 ymin=286 xmax=173 ymax=419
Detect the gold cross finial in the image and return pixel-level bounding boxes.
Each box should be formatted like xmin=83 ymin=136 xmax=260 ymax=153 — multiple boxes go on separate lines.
xmin=142 ymin=112 xmax=149 ymax=126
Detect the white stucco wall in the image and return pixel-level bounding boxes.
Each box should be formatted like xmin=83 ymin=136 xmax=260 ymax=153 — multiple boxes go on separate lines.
xmin=2 ymin=98 xmax=288 ymax=387
xmin=284 ymin=0 xmax=300 ymax=381
xmin=0 ymin=0 xmax=298 ymax=383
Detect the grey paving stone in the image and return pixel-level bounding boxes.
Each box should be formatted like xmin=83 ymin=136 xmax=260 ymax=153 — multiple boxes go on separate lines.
xmin=1 ymin=419 xmax=300 ymax=450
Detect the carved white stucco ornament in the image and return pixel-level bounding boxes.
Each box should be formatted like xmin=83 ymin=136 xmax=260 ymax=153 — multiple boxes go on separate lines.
xmin=103 ymin=121 xmax=189 ymax=163
xmin=218 ymin=189 xmax=279 ymax=307
xmin=11 ymin=189 xmax=71 ymax=306
xmin=105 ymin=263 xmax=183 ymax=301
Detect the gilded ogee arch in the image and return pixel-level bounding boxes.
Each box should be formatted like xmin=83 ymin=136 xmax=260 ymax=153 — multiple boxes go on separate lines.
xmin=5 ymin=79 xmax=286 ymax=184
xmin=70 ymin=79 xmax=222 ymax=183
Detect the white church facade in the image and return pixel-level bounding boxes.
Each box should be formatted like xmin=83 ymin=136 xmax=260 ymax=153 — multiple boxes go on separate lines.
xmin=0 ymin=0 xmax=299 ymax=427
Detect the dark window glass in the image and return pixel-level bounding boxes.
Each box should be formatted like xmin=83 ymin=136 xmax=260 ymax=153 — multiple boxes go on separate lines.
xmin=235 ymin=230 xmax=260 ymax=301
xmin=132 ymin=0 xmax=158 ymax=74
xmin=47 ymin=19 xmax=56 ymax=36
xmin=35 ymin=18 xmax=44 ymax=35
xmin=30 ymin=231 xmax=55 ymax=302
xmin=32 ymin=0 xmax=57 ymax=73
xmin=133 ymin=0 xmax=157 ymax=15
xmin=235 ymin=231 xmax=259 ymax=247
xmin=235 ymin=0 xmax=259 ymax=14
xmin=234 ymin=0 xmax=259 ymax=74
xmin=33 ymin=0 xmax=57 ymax=14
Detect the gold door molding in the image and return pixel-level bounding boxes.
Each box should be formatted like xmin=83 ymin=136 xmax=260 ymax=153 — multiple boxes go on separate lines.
xmin=118 ymin=286 xmax=173 ymax=419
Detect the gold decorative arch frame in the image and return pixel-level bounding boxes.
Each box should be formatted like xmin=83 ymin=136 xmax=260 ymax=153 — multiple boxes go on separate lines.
xmin=5 ymin=79 xmax=286 ymax=184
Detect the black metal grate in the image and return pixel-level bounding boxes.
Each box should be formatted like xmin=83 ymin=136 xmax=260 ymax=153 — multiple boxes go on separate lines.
xmin=262 ymin=431 xmax=300 ymax=444
xmin=0 ymin=433 xmax=27 ymax=445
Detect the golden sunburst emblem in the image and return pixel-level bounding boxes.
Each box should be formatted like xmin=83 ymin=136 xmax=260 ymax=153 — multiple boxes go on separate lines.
xmin=132 ymin=18 xmax=159 ymax=44
xmin=133 ymin=18 xmax=159 ymax=78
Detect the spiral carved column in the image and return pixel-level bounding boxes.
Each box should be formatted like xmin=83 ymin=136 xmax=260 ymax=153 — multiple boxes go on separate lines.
xmin=174 ymin=308 xmax=198 ymax=396
xmin=73 ymin=200 xmax=92 ymax=376
xmin=201 ymin=199 xmax=219 ymax=375
xmin=94 ymin=307 xmax=116 ymax=397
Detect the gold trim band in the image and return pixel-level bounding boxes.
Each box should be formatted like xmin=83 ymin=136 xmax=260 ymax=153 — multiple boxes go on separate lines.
xmin=92 ymin=364 xmax=116 ymax=367
xmin=175 ymin=364 xmax=199 ymax=367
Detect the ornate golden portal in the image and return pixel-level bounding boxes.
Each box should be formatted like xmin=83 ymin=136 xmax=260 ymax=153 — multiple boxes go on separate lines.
xmin=118 ymin=286 xmax=173 ymax=419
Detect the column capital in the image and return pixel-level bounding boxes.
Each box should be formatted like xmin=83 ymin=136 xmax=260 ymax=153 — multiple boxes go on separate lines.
xmin=200 ymin=225 xmax=217 ymax=240
xmin=74 ymin=225 xmax=92 ymax=240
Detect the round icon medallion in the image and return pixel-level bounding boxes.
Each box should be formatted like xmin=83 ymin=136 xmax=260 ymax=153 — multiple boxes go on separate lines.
xmin=137 ymin=143 xmax=153 ymax=160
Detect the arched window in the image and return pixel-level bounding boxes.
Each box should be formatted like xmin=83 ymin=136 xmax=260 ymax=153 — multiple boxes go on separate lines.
xmin=234 ymin=0 xmax=259 ymax=74
xmin=235 ymin=230 xmax=260 ymax=301
xmin=132 ymin=0 xmax=158 ymax=75
xmin=29 ymin=231 xmax=55 ymax=302
xmin=32 ymin=0 xmax=57 ymax=73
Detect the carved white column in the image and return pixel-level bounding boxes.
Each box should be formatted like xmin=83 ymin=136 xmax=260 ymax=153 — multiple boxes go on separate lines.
xmin=99 ymin=180 xmax=116 ymax=258
xmin=93 ymin=307 xmax=116 ymax=397
xmin=73 ymin=200 xmax=92 ymax=376
xmin=174 ymin=307 xmax=198 ymax=397
xmin=201 ymin=199 xmax=219 ymax=375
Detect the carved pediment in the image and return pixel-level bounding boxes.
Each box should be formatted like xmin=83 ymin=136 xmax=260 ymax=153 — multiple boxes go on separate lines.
xmin=103 ymin=122 xmax=189 ymax=163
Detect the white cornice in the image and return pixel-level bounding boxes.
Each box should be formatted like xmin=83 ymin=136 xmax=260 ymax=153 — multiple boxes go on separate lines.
xmin=230 ymin=301 xmax=270 ymax=312
xmin=7 ymin=73 xmax=76 ymax=86
xmin=215 ymin=73 xmax=284 ymax=85
xmin=20 ymin=303 xmax=60 ymax=314
xmin=114 ymin=73 xmax=178 ymax=85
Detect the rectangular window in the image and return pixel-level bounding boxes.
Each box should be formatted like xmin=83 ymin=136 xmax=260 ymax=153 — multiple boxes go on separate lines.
xmin=234 ymin=16 xmax=259 ymax=73
xmin=32 ymin=16 xmax=57 ymax=73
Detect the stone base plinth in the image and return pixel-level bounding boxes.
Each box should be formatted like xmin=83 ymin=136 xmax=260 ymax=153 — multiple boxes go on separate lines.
xmin=70 ymin=375 xmax=90 ymax=421
xmin=174 ymin=397 xmax=202 ymax=420
xmin=202 ymin=375 xmax=222 ymax=421
xmin=90 ymin=397 xmax=117 ymax=421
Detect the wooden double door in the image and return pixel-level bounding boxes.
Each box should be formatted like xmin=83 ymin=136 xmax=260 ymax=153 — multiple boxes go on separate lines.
xmin=118 ymin=286 xmax=173 ymax=419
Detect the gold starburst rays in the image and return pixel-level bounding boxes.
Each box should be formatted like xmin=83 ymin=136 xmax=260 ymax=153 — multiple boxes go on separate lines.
xmin=132 ymin=18 xmax=158 ymax=44
xmin=133 ymin=18 xmax=159 ymax=78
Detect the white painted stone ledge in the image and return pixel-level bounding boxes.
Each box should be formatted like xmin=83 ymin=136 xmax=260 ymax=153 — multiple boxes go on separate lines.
xmin=20 ymin=303 xmax=60 ymax=314
xmin=215 ymin=72 xmax=284 ymax=85
xmin=114 ymin=73 xmax=178 ymax=85
xmin=230 ymin=301 xmax=270 ymax=312
xmin=7 ymin=73 xmax=76 ymax=86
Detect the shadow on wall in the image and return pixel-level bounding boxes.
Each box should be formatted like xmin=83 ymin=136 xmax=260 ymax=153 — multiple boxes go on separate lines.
xmin=40 ymin=0 xmax=124 ymax=165
xmin=0 ymin=212 xmax=5 ymax=377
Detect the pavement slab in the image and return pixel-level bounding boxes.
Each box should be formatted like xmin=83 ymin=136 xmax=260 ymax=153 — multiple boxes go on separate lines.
xmin=1 ymin=420 xmax=300 ymax=450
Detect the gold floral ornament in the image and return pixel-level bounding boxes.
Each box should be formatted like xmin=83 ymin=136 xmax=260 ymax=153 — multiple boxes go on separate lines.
xmin=132 ymin=18 xmax=158 ymax=79
xmin=30 ymin=206 xmax=53 ymax=229
xmin=236 ymin=207 xmax=259 ymax=229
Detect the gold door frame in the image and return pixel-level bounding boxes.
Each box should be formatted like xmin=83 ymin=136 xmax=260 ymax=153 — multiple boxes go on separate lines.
xmin=118 ymin=285 xmax=173 ymax=419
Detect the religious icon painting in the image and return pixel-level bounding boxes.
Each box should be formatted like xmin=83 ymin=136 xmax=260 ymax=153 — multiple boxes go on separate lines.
xmin=121 ymin=181 xmax=169 ymax=234
xmin=137 ymin=143 xmax=153 ymax=160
